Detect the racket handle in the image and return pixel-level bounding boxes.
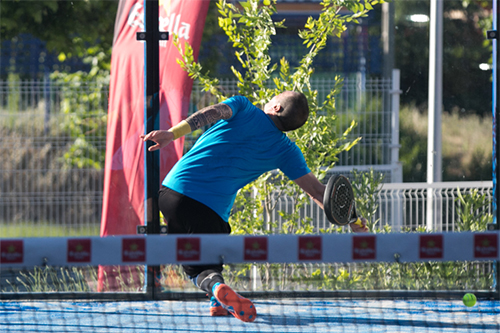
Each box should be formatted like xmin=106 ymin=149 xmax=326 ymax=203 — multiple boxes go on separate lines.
xmin=354 ymin=218 xmax=363 ymax=227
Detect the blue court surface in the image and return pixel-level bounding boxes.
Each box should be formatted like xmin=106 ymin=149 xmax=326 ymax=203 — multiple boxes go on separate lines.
xmin=1 ymin=298 xmax=499 ymax=332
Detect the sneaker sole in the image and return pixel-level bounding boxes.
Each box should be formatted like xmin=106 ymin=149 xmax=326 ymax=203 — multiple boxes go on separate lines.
xmin=213 ymin=284 xmax=257 ymax=322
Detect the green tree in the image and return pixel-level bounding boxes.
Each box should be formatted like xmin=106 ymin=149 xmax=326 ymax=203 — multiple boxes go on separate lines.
xmin=0 ymin=0 xmax=117 ymax=69
xmin=50 ymin=67 xmax=110 ymax=169
xmin=0 ymin=0 xmax=231 ymax=74
xmin=456 ymin=188 xmax=492 ymax=232
xmin=352 ymin=168 xmax=385 ymax=232
xmin=175 ymin=0 xmax=384 ymax=234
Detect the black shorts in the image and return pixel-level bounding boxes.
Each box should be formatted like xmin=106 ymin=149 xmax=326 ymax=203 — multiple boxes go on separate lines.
xmin=158 ymin=186 xmax=231 ymax=278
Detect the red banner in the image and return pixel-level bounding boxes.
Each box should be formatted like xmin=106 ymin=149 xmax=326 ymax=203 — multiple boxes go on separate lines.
xmin=99 ymin=0 xmax=209 ymax=291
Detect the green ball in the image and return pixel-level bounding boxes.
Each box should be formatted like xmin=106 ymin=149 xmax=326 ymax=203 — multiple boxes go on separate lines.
xmin=263 ymin=0 xmax=271 ymax=5
xmin=463 ymin=293 xmax=476 ymax=307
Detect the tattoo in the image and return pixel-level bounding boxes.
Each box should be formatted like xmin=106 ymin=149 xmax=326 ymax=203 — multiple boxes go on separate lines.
xmin=186 ymin=103 xmax=232 ymax=130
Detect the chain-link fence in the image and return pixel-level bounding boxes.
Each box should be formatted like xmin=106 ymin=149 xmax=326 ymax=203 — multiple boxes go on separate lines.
xmin=1 ymin=74 xmax=408 ymax=237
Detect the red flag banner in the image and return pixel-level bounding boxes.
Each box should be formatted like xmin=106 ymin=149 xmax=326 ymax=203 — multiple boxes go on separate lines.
xmin=99 ymin=0 xmax=209 ymax=291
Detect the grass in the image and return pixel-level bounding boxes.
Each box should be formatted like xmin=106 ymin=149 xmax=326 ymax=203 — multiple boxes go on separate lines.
xmin=3 ymin=261 xmax=493 ymax=293
xmin=0 ymin=104 xmax=68 ymax=137
xmin=399 ymin=105 xmax=492 ymax=181
xmin=0 ymin=222 xmax=100 ymax=238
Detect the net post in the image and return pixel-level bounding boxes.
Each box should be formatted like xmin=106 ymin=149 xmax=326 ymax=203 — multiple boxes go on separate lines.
xmin=140 ymin=0 xmax=168 ymax=298
xmin=497 ymin=0 xmax=500 ymax=300
xmin=488 ymin=0 xmax=500 ymax=299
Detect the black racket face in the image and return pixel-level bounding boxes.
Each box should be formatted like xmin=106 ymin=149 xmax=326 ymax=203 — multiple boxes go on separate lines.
xmin=323 ymin=175 xmax=355 ymax=226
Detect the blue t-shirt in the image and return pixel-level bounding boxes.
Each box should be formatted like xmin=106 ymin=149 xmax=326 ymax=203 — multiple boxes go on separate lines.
xmin=163 ymin=95 xmax=311 ymax=221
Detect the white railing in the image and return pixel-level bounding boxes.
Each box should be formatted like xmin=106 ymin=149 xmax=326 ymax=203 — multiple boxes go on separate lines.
xmin=267 ymin=181 xmax=493 ymax=234
xmin=378 ymin=181 xmax=493 ymax=232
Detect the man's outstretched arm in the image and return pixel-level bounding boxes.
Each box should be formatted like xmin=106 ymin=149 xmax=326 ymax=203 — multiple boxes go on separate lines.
xmin=293 ymin=172 xmax=368 ymax=232
xmin=140 ymin=103 xmax=232 ymax=151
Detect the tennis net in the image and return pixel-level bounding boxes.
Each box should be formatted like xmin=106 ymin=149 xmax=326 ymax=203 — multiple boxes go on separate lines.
xmin=1 ymin=232 xmax=500 ymax=332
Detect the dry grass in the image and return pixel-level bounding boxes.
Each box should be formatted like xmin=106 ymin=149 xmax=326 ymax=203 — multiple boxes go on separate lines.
xmin=400 ymin=105 xmax=492 ymax=181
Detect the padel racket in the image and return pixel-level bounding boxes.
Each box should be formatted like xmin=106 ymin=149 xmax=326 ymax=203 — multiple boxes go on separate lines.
xmin=323 ymin=175 xmax=363 ymax=227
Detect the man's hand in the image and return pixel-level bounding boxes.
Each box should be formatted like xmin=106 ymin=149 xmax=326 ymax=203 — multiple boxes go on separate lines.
xmin=140 ymin=130 xmax=174 ymax=151
xmin=349 ymin=217 xmax=369 ymax=233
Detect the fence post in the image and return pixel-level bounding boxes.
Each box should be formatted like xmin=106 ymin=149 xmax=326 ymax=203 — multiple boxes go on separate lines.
xmin=389 ymin=69 xmax=403 ymax=231
xmin=390 ymin=69 xmax=402 ymax=183
xmin=44 ymin=71 xmax=51 ymax=135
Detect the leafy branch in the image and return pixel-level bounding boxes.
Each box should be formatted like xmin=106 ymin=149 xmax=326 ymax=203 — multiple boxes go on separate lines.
xmin=173 ymin=0 xmax=382 ymax=234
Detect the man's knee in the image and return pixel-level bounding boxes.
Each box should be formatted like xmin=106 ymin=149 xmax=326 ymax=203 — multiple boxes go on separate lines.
xmin=196 ymin=269 xmax=225 ymax=295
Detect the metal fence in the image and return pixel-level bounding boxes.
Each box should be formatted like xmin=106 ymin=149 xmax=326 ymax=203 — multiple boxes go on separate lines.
xmin=0 ymin=79 xmax=107 ymax=237
xmin=5 ymin=73 xmax=481 ymax=239
xmin=266 ymin=181 xmax=493 ymax=234
xmin=188 ymin=71 xmax=402 ymax=181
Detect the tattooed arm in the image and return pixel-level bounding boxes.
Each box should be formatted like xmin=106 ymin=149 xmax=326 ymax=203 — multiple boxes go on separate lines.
xmin=185 ymin=103 xmax=232 ymax=131
xmin=140 ymin=103 xmax=233 ymax=152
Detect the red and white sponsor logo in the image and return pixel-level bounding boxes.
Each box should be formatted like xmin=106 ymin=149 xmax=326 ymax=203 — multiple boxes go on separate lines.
xmin=419 ymin=235 xmax=443 ymax=259
xmin=298 ymin=236 xmax=322 ymax=261
xmin=67 ymin=239 xmax=91 ymax=263
xmin=0 ymin=240 xmax=23 ymax=264
xmin=474 ymin=234 xmax=498 ymax=258
xmin=177 ymin=237 xmax=200 ymax=261
xmin=244 ymin=237 xmax=268 ymax=261
xmin=353 ymin=236 xmax=376 ymax=260
xmin=122 ymin=238 xmax=146 ymax=262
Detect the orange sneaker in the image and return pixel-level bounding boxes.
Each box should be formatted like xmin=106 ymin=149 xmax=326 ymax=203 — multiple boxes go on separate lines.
xmin=210 ymin=296 xmax=230 ymax=316
xmin=212 ymin=283 xmax=257 ymax=322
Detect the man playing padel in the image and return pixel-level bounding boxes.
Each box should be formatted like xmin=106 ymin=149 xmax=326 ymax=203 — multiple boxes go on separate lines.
xmin=141 ymin=91 xmax=368 ymax=322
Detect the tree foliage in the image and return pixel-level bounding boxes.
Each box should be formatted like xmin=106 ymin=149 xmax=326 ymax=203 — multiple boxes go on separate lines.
xmin=175 ymin=0 xmax=384 ymax=234
xmin=0 ymin=0 xmax=116 ymax=69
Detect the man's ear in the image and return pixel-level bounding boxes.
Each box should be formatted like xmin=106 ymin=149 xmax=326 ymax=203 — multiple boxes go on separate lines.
xmin=272 ymin=103 xmax=282 ymax=113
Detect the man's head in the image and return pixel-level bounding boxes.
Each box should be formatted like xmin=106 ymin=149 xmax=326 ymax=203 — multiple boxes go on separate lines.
xmin=264 ymin=91 xmax=309 ymax=132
